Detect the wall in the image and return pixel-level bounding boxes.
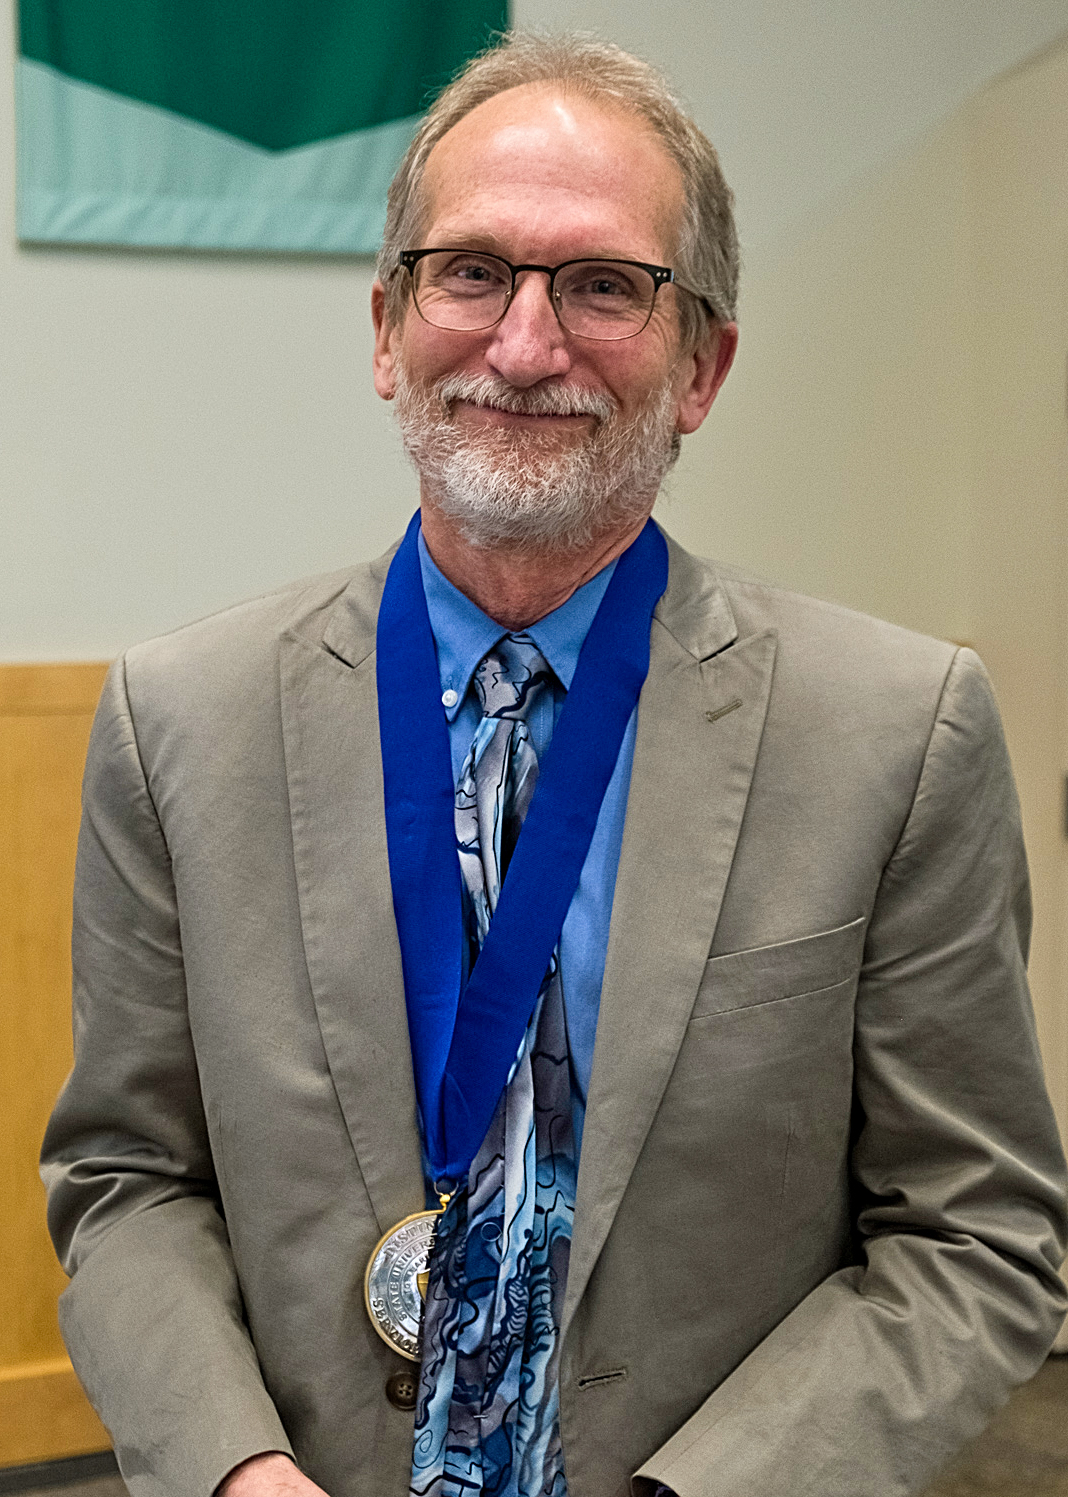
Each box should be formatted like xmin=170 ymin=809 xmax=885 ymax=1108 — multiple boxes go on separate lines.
xmin=961 ymin=45 xmax=1068 ymax=1136
xmin=3 ymin=0 xmax=1068 ymax=659
xmin=664 ymin=43 xmax=1068 ymax=1140
xmin=1 ymin=0 xmax=1066 ymax=1446
xmin=664 ymin=113 xmax=976 ymax=643
xmin=1 ymin=0 xmax=1065 ymax=1167
xmin=0 ymin=665 xmax=111 ymax=1464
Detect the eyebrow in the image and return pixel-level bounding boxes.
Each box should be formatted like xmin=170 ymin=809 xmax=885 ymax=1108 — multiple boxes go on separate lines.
xmin=424 ymin=231 xmax=506 ymax=254
xmin=414 ymin=234 xmax=654 ymax=263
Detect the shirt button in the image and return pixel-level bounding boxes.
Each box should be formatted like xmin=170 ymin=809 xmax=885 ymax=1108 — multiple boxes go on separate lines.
xmin=441 ymin=689 xmax=458 ymax=708
xmin=385 ymin=1370 xmax=417 ymax=1410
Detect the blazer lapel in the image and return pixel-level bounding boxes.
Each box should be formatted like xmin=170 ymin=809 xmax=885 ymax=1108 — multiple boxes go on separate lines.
xmin=276 ymin=535 xmax=775 ymax=1283
xmin=564 ymin=540 xmax=777 ymax=1334
xmin=279 ymin=555 xmax=424 ymax=1236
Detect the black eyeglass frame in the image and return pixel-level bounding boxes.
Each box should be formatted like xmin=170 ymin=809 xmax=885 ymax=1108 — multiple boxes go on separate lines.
xmin=398 ymin=247 xmax=682 ymax=340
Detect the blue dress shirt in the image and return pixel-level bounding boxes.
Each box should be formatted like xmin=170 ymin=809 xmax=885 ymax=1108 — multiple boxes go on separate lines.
xmin=417 ymin=527 xmax=637 ymax=1149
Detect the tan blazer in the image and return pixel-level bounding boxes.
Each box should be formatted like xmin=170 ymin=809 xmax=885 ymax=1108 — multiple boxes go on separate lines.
xmin=43 ymin=532 xmax=1067 ymax=1497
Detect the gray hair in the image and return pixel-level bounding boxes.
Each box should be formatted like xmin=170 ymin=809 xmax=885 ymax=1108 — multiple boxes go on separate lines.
xmin=376 ymin=31 xmax=739 ymax=350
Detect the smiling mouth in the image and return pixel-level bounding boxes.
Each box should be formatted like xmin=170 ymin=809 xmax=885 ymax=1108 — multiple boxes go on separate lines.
xmin=455 ymin=400 xmax=592 ymax=421
xmin=434 ymin=373 xmax=615 ymax=425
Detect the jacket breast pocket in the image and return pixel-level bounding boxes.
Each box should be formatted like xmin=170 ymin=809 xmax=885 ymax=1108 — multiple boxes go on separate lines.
xmin=649 ymin=917 xmax=868 ymax=1288
xmin=690 ymin=916 xmax=867 ymax=1021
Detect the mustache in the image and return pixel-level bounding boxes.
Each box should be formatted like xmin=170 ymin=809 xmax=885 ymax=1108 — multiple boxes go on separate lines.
xmin=433 ymin=373 xmax=616 ymax=423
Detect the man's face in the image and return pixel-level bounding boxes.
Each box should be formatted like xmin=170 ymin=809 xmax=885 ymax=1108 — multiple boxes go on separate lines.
xmin=372 ymin=84 xmax=734 ymax=550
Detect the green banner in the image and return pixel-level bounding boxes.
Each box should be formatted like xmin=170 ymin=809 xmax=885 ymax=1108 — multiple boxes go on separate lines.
xmin=16 ymin=0 xmax=508 ymax=252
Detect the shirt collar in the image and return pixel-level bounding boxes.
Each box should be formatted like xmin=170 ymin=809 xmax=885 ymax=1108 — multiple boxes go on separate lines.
xmin=417 ymin=525 xmax=617 ymax=721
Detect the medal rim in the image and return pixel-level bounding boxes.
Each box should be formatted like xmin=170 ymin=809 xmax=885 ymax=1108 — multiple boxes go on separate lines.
xmin=363 ymin=1207 xmax=442 ymax=1362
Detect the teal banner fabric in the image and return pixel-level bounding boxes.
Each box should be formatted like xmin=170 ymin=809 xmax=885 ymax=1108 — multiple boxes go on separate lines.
xmin=16 ymin=0 xmax=508 ymax=252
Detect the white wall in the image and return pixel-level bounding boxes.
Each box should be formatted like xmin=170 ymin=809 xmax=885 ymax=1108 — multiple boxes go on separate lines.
xmin=3 ymin=0 xmax=1067 ymax=659
xmin=2 ymin=0 xmax=1066 ymax=1114
xmin=1 ymin=0 xmax=416 ymax=658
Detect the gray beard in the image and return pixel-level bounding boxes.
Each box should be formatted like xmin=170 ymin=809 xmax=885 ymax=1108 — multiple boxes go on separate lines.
xmin=392 ymin=367 xmax=680 ymax=551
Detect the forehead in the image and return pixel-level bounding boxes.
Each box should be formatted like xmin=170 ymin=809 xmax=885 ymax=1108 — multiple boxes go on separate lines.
xmin=419 ymin=84 xmax=685 ymax=264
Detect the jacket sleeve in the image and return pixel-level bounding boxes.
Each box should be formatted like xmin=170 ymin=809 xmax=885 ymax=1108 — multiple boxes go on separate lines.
xmin=634 ymin=649 xmax=1068 ymax=1497
xmin=41 ymin=659 xmax=294 ymax=1497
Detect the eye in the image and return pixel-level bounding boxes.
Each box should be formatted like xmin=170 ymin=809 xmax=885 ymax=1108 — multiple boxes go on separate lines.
xmin=560 ymin=263 xmax=645 ymax=305
xmin=588 ymin=275 xmax=629 ymax=297
xmin=426 ymin=253 xmax=510 ymax=296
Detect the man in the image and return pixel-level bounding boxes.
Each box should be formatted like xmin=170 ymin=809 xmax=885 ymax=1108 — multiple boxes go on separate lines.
xmin=43 ymin=32 xmax=1066 ymax=1497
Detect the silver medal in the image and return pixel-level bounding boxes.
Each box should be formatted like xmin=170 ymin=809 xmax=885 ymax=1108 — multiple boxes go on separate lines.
xmin=363 ymin=1209 xmax=441 ymax=1361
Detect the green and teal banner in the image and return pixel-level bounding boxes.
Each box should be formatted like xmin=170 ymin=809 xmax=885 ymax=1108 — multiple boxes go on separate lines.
xmin=16 ymin=1 xmax=507 ymax=252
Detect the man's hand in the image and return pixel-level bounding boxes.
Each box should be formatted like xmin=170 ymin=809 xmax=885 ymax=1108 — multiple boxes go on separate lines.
xmin=217 ymin=1453 xmax=330 ymax=1497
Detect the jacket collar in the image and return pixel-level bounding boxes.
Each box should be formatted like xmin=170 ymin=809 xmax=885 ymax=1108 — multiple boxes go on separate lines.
xmin=281 ymin=525 xmax=773 ymax=1309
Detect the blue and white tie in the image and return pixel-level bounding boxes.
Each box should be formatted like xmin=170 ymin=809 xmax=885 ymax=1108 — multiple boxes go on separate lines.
xmin=411 ymin=634 xmax=575 ymax=1497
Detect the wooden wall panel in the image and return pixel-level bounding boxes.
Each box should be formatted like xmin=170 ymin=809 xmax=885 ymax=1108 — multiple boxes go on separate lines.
xmin=1 ymin=662 xmax=111 ymax=1466
xmin=0 ymin=1361 xmax=108 ymax=1467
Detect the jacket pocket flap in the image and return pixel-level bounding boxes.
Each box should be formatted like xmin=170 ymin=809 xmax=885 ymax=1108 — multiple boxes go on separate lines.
xmin=692 ymin=916 xmax=867 ymax=1018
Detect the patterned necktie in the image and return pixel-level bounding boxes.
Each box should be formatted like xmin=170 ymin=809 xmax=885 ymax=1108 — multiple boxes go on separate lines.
xmin=412 ymin=635 xmax=576 ymax=1497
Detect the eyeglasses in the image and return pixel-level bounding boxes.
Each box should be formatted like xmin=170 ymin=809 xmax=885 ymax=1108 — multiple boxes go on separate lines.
xmin=399 ymin=248 xmax=678 ymax=341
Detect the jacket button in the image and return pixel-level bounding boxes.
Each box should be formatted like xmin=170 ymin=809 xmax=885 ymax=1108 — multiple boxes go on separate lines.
xmin=386 ymin=1370 xmax=418 ymax=1410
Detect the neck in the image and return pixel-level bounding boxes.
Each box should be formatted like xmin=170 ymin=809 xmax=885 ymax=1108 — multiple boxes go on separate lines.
xmin=419 ymin=504 xmax=651 ymax=629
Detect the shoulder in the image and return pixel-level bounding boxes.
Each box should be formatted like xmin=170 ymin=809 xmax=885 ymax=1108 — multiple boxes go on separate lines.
xmin=657 ymin=534 xmax=1000 ymax=804
xmin=125 ymin=554 xmax=386 ymax=691
xmin=663 ymin=531 xmax=961 ymax=702
xmin=101 ymin=553 xmax=392 ymax=763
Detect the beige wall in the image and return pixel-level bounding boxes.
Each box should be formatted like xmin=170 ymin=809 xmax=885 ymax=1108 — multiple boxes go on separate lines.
xmin=3 ymin=1 xmax=1067 ymax=658
xmin=3 ymin=0 xmax=1066 ymax=1447
xmin=1 ymin=8 xmax=1065 ymax=1108
xmin=673 ymin=48 xmax=1068 ymax=1140
xmin=669 ymin=43 xmax=1068 ymax=1131
xmin=961 ymin=45 xmax=1068 ymax=1134
xmin=664 ymin=111 xmax=976 ymax=644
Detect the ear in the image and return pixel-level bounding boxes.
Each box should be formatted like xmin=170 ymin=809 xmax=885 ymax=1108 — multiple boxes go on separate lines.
xmin=371 ymin=280 xmax=400 ymax=401
xmin=675 ymin=321 xmax=738 ymax=435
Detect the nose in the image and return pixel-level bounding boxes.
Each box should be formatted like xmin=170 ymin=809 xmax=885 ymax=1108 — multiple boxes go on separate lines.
xmin=484 ymin=270 xmax=572 ymax=388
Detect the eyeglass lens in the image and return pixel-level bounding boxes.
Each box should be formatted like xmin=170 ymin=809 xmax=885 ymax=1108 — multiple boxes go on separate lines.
xmin=410 ymin=251 xmax=658 ymax=340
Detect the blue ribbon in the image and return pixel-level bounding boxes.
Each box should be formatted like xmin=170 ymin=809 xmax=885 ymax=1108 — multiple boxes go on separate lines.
xmin=377 ymin=513 xmax=668 ymax=1182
